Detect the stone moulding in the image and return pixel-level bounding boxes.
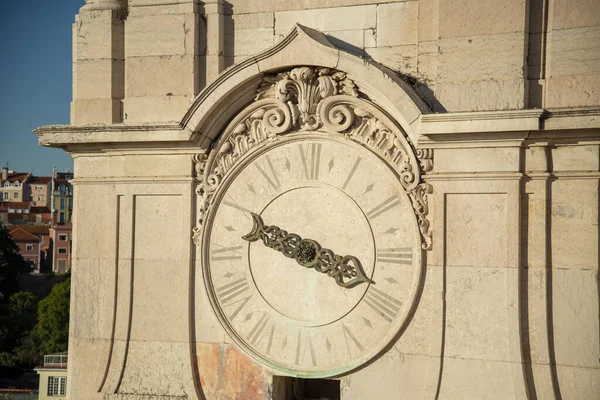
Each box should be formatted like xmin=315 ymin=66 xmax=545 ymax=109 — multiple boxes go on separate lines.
xmin=192 ymin=66 xmax=434 ymax=250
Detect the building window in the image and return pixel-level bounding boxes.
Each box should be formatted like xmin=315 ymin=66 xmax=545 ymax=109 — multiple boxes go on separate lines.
xmin=36 ymin=185 xmax=43 ymax=190
xmin=47 ymin=376 xmax=67 ymax=396
xmin=59 ymin=213 xmax=65 ymax=224
xmin=38 ymin=195 xmax=44 ymax=201
xmin=58 ymin=234 xmax=68 ymax=241
xmin=13 ymin=193 xmax=18 ymax=199
xmin=26 ymin=244 xmax=34 ymax=251
xmin=60 ymin=198 xmax=65 ymax=209
xmin=3 ymin=192 xmax=7 ymax=200
xmin=58 ymin=248 xmax=67 ymax=254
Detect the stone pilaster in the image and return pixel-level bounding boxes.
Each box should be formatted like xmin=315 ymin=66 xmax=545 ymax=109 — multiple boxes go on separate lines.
xmin=122 ymin=0 xmax=205 ymax=123
xmin=71 ymin=0 xmax=126 ymax=124
xmin=204 ymin=0 xmax=225 ymax=85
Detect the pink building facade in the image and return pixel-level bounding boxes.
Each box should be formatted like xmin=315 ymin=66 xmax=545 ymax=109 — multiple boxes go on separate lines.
xmin=10 ymin=228 xmax=42 ymax=272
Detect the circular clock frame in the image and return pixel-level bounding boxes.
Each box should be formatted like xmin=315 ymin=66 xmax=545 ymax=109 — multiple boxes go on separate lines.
xmin=193 ymin=66 xmax=432 ymax=378
xmin=201 ymin=133 xmax=424 ymax=378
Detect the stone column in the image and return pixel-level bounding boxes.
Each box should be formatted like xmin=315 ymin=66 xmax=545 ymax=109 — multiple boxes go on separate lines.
xmin=123 ymin=0 xmax=204 ymax=123
xmin=71 ymin=0 xmax=126 ymax=124
xmin=204 ymin=0 xmax=225 ymax=85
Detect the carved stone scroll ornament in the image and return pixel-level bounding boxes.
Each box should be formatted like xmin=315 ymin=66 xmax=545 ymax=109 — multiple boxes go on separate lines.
xmin=193 ymin=66 xmax=434 ymax=249
xmin=242 ymin=213 xmax=374 ymax=289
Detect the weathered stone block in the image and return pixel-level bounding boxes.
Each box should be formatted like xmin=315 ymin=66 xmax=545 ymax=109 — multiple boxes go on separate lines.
xmin=365 ymin=45 xmax=417 ymax=76
xmin=439 ymin=0 xmax=527 ymax=38
xmin=233 ymin=27 xmax=274 ymax=56
xmin=438 ymin=358 xmax=517 ymax=399
xmin=71 ymin=258 xmax=115 ymax=340
xmin=437 ymin=33 xmax=525 ymax=82
xmin=435 ymin=78 xmax=526 ymax=111
xmin=445 ymin=267 xmax=512 ymax=361
xmin=546 ymin=73 xmax=600 ymax=108
xmin=552 ymin=0 xmax=600 ymax=30
xmin=552 ymin=145 xmax=599 ymax=172
xmin=124 ymin=95 xmax=192 ymax=123
xmin=550 ymin=26 xmax=600 ymax=76
xmin=228 ymin=0 xmax=397 ymax=14
xmin=550 ymin=179 xmax=599 ymax=270
xmin=76 ymin=12 xmax=124 ymax=60
xmin=196 ymin=343 xmax=265 ymax=400
xmin=274 ymin=5 xmax=377 ymax=35
xmin=446 ymin=193 xmax=508 ymax=268
xmin=418 ymin=0 xmax=440 ymax=42
xmin=416 ymin=40 xmax=439 ymax=84
xmin=343 ymin=353 xmax=430 ymax=399
xmin=553 ymin=269 xmax=599 ymax=369
xmin=125 ymin=55 xmax=197 ymax=97
xmin=325 ymin=29 xmax=366 ymax=55
xmin=71 ymin=98 xmax=122 ymax=124
xmin=126 ymin=14 xmax=191 ymax=57
xmin=75 ymin=59 xmax=124 ymax=99
xmin=233 ymin=12 xmax=274 ymax=30
xmin=376 ymin=2 xmax=418 ymax=46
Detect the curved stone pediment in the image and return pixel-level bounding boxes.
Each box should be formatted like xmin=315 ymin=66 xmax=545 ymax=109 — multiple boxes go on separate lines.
xmin=183 ymin=24 xmax=429 ymax=148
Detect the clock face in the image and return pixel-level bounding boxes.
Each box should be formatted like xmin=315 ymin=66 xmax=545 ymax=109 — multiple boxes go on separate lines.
xmin=202 ymin=133 xmax=422 ymax=377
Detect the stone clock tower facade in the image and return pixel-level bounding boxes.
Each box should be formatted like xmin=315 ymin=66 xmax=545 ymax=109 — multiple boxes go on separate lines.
xmin=37 ymin=1 xmax=599 ymax=399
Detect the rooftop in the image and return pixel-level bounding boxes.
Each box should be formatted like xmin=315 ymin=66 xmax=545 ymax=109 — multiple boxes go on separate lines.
xmin=29 ymin=176 xmax=52 ymax=184
xmin=9 ymin=228 xmax=40 ymax=241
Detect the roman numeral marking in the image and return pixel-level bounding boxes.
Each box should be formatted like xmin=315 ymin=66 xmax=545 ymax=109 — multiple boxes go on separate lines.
xmin=342 ymin=322 xmax=364 ymax=356
xmin=342 ymin=157 xmax=362 ymax=190
xmin=223 ymin=199 xmax=253 ymax=218
xmin=211 ymin=245 xmax=243 ymax=261
xmin=255 ymin=155 xmax=281 ymax=190
xmin=299 ymin=143 xmax=322 ymax=180
xmin=364 ymin=287 xmax=402 ymax=323
xmin=247 ymin=312 xmax=272 ymax=346
xmin=367 ymin=195 xmax=401 ymax=220
xmin=216 ymin=278 xmax=252 ymax=320
xmin=295 ymin=329 xmax=317 ymax=367
xmin=377 ymin=247 xmax=412 ymax=265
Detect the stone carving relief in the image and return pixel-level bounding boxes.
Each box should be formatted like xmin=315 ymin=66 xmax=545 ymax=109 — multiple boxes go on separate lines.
xmin=193 ymin=67 xmax=433 ymax=250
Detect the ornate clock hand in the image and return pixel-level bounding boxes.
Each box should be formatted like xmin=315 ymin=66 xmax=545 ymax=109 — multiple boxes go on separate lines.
xmin=242 ymin=213 xmax=375 ymax=288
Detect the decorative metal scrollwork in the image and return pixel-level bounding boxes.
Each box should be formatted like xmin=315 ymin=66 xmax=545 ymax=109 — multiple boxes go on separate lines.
xmin=242 ymin=213 xmax=374 ymax=289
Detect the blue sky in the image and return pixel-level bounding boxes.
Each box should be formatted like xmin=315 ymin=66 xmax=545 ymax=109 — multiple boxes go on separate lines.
xmin=0 ymin=0 xmax=84 ymax=176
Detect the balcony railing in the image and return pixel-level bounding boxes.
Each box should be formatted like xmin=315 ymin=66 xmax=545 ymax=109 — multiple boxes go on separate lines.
xmin=43 ymin=352 xmax=68 ymax=367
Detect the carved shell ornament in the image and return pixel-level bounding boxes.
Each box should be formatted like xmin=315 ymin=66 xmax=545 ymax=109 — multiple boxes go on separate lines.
xmin=193 ymin=66 xmax=433 ymax=250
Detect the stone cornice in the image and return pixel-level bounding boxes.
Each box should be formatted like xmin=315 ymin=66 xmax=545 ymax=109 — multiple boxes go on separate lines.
xmin=34 ymin=123 xmax=196 ymax=149
xmin=82 ymin=0 xmax=126 ymax=11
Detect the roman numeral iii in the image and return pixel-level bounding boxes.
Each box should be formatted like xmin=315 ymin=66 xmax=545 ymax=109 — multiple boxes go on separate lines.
xmin=377 ymin=247 xmax=412 ymax=265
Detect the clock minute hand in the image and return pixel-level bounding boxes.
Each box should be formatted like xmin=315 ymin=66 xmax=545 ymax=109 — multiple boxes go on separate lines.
xmin=242 ymin=213 xmax=375 ymax=289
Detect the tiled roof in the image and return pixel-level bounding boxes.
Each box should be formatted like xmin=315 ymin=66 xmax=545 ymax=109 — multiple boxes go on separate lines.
xmin=9 ymin=228 xmax=40 ymax=241
xmin=15 ymin=225 xmax=50 ymax=236
xmin=29 ymin=176 xmax=52 ymax=184
xmin=2 ymin=172 xmax=30 ymax=183
xmin=29 ymin=206 xmax=51 ymax=213
xmin=7 ymin=202 xmax=31 ymax=209
xmin=7 ymin=201 xmax=31 ymax=209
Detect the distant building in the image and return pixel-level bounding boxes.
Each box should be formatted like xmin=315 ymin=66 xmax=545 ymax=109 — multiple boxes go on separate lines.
xmin=9 ymin=228 xmax=41 ymax=272
xmin=51 ymin=169 xmax=73 ymax=224
xmin=1 ymin=166 xmax=31 ymax=202
xmin=35 ymin=353 xmax=67 ymax=400
xmin=27 ymin=176 xmax=52 ymax=206
xmin=49 ymin=223 xmax=72 ymax=274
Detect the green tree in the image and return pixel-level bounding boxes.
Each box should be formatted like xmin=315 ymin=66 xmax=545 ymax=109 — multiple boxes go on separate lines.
xmin=0 ymin=291 xmax=39 ymax=368
xmin=37 ymin=278 xmax=70 ymax=356
xmin=0 ymin=223 xmax=32 ymax=302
